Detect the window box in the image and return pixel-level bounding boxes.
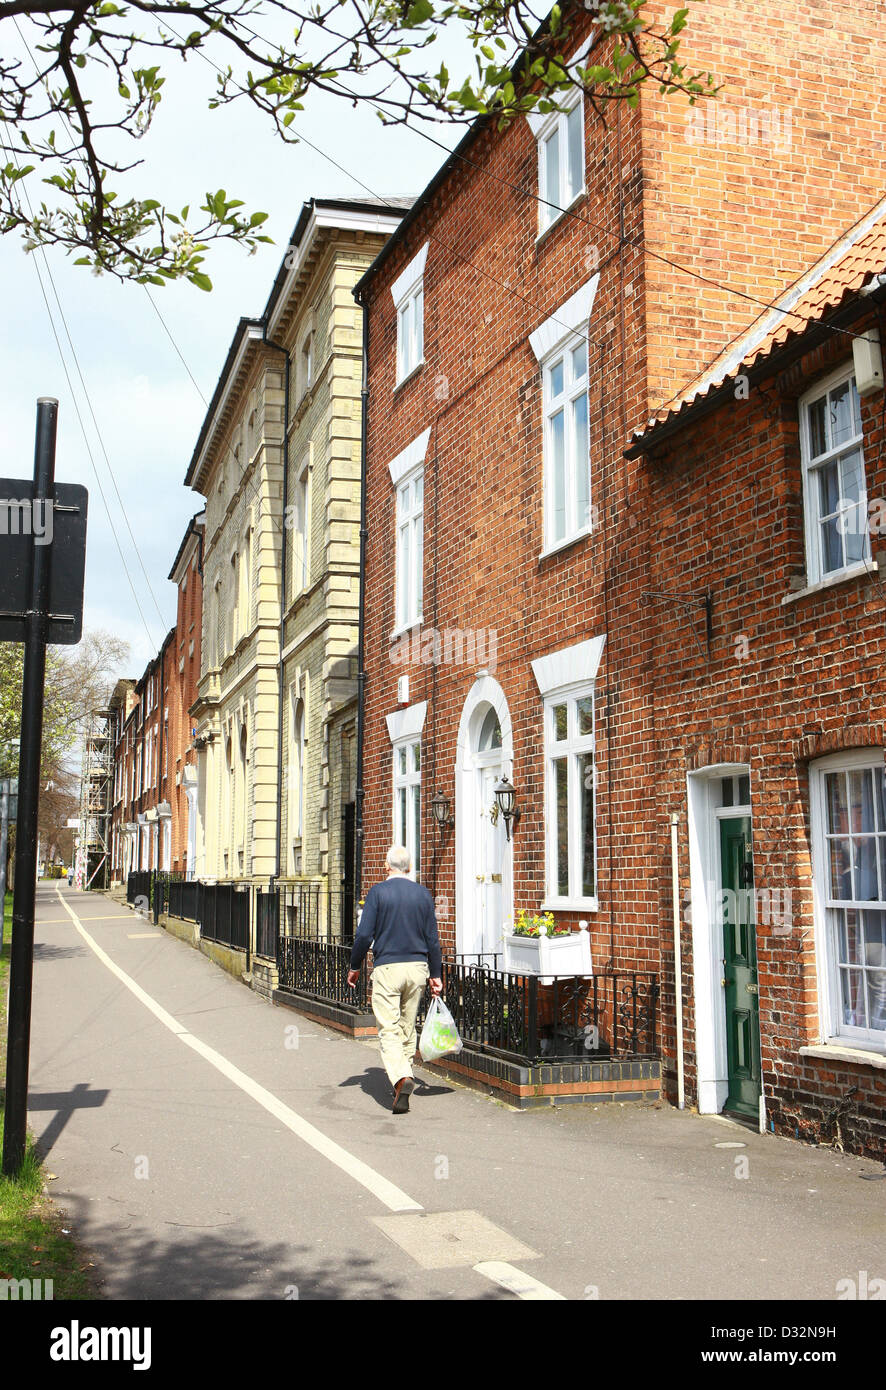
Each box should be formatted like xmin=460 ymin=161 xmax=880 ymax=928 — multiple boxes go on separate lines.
xmin=503 ymin=922 xmax=592 ymax=983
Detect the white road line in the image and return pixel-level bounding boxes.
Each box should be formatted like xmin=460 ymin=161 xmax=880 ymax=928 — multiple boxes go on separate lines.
xmin=54 ymin=890 xmax=423 ymax=1215
xmin=473 ymin=1261 xmax=567 ymax=1300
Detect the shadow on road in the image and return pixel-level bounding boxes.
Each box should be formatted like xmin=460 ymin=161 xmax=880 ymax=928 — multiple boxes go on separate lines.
xmin=33 ymin=941 xmax=87 ymax=962
xmin=52 ymin=1190 xmax=504 ymax=1300
xmin=338 ymin=1066 xmax=453 ymax=1111
xmin=29 ymin=1081 xmax=110 ymax=1159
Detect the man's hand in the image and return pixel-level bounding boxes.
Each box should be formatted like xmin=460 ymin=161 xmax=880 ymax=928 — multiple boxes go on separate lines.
xmin=429 ymin=977 xmax=443 ymax=996
xmin=347 ymin=969 xmax=360 ymax=989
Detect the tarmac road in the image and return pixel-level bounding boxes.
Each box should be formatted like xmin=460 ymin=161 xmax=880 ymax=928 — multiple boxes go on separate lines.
xmin=22 ymin=883 xmax=886 ymax=1302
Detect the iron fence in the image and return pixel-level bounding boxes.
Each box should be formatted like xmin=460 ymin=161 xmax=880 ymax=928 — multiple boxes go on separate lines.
xmin=255 ymin=888 xmax=279 ymax=960
xmin=168 ymin=877 xmax=201 ymax=923
xmin=126 ymin=870 xmax=151 ymax=905
xmin=278 ymin=881 xmax=354 ymax=943
xmin=415 ymin=963 xmax=659 ymax=1065
xmin=200 ymin=882 xmax=250 ymax=951
xmin=276 ymin=935 xmax=370 ymax=1009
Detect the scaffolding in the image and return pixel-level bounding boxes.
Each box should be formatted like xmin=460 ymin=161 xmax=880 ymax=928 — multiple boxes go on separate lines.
xmin=76 ymin=708 xmax=113 ymax=890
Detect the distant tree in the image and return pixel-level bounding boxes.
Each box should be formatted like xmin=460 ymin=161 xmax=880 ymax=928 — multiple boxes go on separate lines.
xmin=0 ymin=628 xmax=130 ymax=782
xmin=0 ymin=1 xmax=713 ymax=287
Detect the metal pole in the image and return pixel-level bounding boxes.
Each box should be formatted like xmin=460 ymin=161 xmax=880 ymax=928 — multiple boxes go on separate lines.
xmin=3 ymin=398 xmax=57 ymax=1176
xmin=670 ymin=811 xmax=685 ymax=1111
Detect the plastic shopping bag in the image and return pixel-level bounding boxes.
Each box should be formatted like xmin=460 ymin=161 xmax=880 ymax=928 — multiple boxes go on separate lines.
xmin=419 ymin=995 xmax=463 ymax=1062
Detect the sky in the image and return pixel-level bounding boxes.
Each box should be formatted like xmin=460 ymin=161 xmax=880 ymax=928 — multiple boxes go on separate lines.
xmin=0 ymin=17 xmax=464 ymax=676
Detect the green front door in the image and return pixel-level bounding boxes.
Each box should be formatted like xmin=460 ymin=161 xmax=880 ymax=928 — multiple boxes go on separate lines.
xmin=720 ymin=816 xmax=762 ymax=1118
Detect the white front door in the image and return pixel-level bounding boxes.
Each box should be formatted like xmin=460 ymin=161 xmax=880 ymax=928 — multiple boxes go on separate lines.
xmin=455 ymin=681 xmax=514 ymax=964
xmin=474 ymin=763 xmax=507 ymax=959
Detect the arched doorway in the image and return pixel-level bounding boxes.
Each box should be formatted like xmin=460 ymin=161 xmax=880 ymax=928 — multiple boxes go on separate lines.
xmin=455 ymin=676 xmax=514 ymax=961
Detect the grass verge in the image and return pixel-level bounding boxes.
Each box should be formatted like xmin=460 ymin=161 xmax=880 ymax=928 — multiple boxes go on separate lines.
xmin=0 ymin=890 xmax=98 ymax=1297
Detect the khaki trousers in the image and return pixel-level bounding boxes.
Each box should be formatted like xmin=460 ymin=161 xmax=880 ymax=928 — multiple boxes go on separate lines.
xmin=370 ymin=961 xmax=429 ymax=1087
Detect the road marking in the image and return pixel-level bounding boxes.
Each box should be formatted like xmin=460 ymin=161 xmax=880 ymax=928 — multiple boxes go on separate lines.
xmin=372 ymin=1210 xmax=538 ymax=1269
xmin=54 ymin=890 xmax=423 ymax=1214
xmin=473 ymin=1261 xmax=567 ymax=1300
xmin=127 ymin=932 xmax=162 ymax=939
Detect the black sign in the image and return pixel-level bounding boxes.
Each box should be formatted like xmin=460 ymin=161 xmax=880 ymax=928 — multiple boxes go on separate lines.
xmin=0 ymin=480 xmax=88 ymax=644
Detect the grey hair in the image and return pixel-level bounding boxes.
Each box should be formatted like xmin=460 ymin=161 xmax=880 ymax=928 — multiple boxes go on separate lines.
xmin=386 ymin=845 xmax=412 ymax=874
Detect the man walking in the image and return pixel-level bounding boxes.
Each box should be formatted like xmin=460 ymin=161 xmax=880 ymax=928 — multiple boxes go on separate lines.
xmin=347 ymin=846 xmax=442 ymax=1114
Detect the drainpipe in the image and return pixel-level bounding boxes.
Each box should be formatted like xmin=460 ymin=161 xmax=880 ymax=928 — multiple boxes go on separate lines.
xmin=353 ymin=283 xmax=369 ymax=913
xmin=262 ymin=326 xmax=291 ymax=899
xmin=670 ymin=811 xmax=685 ymax=1109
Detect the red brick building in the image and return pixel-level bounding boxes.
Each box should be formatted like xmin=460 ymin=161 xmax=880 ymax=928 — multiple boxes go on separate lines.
xmin=355 ymin=0 xmax=886 ymax=1147
xmin=167 ymin=512 xmax=204 ymax=877
xmin=111 ymin=513 xmax=204 ymax=882
xmin=628 ymin=223 xmax=886 ymax=1159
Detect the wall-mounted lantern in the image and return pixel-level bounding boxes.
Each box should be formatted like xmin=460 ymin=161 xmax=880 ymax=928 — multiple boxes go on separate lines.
xmin=430 ymin=788 xmax=454 ymax=836
xmin=494 ymin=776 xmax=520 ymax=841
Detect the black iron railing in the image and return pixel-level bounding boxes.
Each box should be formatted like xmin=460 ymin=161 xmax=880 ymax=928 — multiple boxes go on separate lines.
xmin=200 ymin=882 xmax=250 ymax=951
xmin=415 ymin=963 xmax=659 ymax=1065
xmin=255 ymin=888 xmax=279 ymax=960
xmin=168 ymin=877 xmax=200 ymax=923
xmin=278 ymin=882 xmax=355 ymax=943
xmin=276 ymin=935 xmax=369 ymax=1009
xmin=126 ymin=869 xmax=152 ymax=905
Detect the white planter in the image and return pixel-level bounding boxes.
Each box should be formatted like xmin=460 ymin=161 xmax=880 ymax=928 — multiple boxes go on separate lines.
xmin=503 ymin=925 xmax=593 ymax=983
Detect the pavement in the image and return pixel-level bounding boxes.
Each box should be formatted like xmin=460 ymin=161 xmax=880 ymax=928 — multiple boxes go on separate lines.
xmin=22 ymin=883 xmax=886 ymax=1302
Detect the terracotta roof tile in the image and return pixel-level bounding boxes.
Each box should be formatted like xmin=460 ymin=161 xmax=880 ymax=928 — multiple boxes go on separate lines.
xmin=630 ymin=200 xmax=886 ymax=448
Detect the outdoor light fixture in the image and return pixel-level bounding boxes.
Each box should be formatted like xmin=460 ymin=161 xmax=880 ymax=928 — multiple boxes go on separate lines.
xmin=494 ymin=776 xmax=519 ymax=841
xmin=430 ymin=788 xmax=454 ymax=835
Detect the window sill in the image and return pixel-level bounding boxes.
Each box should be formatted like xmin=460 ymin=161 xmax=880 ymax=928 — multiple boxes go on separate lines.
xmin=538 ymin=526 xmax=592 ymax=563
xmin=388 ymin=617 xmax=423 ymax=644
xmin=541 ymin=898 xmax=598 ymax=913
xmin=780 ymin=559 xmax=878 ymax=605
xmin=799 ymin=1042 xmax=886 ymax=1070
xmin=535 ymin=188 xmax=588 ymax=247
xmin=393 ymin=361 xmax=425 ymax=395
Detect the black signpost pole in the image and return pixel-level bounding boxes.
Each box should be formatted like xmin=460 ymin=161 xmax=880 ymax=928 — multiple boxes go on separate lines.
xmin=2 ymin=398 xmax=57 ymax=1176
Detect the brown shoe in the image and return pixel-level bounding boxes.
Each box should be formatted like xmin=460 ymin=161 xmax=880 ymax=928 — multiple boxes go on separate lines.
xmin=392 ymin=1076 xmax=415 ymax=1114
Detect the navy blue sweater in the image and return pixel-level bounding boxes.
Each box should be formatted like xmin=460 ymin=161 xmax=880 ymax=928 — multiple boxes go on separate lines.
xmin=350 ymin=876 xmax=442 ymax=976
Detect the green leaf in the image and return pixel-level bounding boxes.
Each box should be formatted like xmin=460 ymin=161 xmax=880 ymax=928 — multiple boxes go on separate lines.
xmin=404 ymin=0 xmax=433 ymax=25
xmin=189 ymin=270 xmax=213 ymax=292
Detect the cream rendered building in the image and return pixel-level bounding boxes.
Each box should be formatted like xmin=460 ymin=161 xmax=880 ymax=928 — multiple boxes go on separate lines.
xmin=187 ymin=316 xmax=284 ymax=883
xmin=187 ymin=198 xmax=409 ymax=906
xmin=270 ymin=198 xmax=410 ymax=927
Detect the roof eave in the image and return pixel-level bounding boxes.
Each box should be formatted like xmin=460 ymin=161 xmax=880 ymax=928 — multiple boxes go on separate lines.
xmin=624 ymin=289 xmax=885 ymax=460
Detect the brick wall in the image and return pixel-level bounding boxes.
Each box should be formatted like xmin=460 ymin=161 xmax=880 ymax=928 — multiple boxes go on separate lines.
xmin=642 ymin=314 xmax=886 ymax=1160
xmin=358 ymin=0 xmax=886 ymax=1157
xmin=641 ymin=0 xmax=886 ymax=408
